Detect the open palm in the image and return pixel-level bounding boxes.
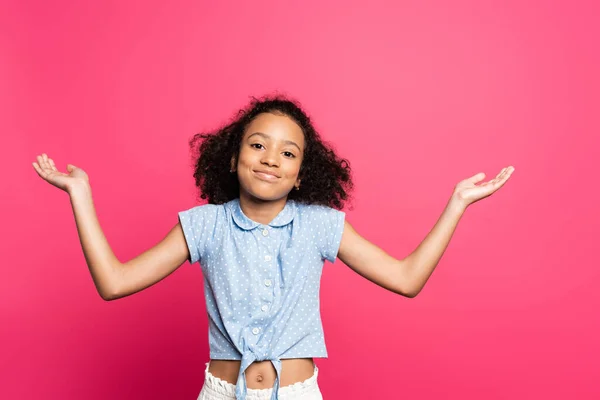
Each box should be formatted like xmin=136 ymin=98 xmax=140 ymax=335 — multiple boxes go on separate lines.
xmin=32 ymin=153 xmax=89 ymax=194
xmin=454 ymin=166 xmax=515 ymax=207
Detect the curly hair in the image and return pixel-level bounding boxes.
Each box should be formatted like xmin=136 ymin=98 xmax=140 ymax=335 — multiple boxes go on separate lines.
xmin=186 ymin=93 xmax=354 ymax=210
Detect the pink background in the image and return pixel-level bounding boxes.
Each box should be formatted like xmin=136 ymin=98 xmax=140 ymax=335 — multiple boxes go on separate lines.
xmin=3 ymin=0 xmax=599 ymax=398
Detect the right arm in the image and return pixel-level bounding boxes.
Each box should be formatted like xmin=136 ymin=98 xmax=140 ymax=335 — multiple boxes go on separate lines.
xmin=69 ymin=182 xmax=190 ymax=301
xmin=32 ymin=154 xmax=191 ymax=301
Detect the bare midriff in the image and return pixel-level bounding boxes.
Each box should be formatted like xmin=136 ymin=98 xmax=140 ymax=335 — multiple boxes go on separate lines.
xmin=208 ymin=358 xmax=315 ymax=389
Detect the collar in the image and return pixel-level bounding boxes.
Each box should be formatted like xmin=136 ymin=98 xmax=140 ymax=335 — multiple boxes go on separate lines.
xmin=229 ymin=197 xmax=297 ymax=230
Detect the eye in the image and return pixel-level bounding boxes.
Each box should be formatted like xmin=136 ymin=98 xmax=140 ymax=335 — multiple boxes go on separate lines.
xmin=283 ymin=151 xmax=296 ymax=158
xmin=251 ymin=143 xmax=264 ymax=150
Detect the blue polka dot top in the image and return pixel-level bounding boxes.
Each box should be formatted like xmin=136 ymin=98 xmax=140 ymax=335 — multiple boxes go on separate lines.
xmin=178 ymin=197 xmax=346 ymax=400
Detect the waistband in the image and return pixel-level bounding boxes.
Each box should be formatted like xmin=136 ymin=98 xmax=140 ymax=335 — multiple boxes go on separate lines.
xmin=202 ymin=361 xmax=319 ymax=400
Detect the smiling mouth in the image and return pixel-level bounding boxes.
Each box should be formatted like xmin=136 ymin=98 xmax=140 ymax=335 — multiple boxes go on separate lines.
xmin=253 ymin=171 xmax=280 ymax=181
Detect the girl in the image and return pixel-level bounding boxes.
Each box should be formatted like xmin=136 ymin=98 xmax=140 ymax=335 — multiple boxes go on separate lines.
xmin=32 ymin=94 xmax=514 ymax=400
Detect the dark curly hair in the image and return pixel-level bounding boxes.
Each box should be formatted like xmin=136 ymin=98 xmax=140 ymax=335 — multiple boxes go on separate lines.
xmin=187 ymin=93 xmax=354 ymax=210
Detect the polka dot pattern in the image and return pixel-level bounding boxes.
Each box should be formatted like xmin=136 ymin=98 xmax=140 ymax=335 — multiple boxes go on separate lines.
xmin=177 ymin=198 xmax=345 ymax=400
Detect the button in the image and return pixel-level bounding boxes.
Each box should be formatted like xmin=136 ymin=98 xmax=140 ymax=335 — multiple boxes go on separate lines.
xmin=262 ymin=229 xmax=269 ymax=237
xmin=264 ymin=279 xmax=272 ymax=287
xmin=264 ymin=255 xmax=272 ymax=261
xmin=261 ymin=305 xmax=268 ymax=312
xmin=252 ymin=327 xmax=260 ymax=335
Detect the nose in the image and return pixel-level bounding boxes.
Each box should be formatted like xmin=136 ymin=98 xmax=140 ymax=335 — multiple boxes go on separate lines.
xmin=260 ymin=150 xmax=279 ymax=167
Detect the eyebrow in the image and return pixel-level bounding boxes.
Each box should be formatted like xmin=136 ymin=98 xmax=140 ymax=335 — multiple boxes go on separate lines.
xmin=247 ymin=132 xmax=302 ymax=152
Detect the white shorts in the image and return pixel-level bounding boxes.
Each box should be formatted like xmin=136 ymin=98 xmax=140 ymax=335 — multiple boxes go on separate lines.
xmin=197 ymin=361 xmax=323 ymax=400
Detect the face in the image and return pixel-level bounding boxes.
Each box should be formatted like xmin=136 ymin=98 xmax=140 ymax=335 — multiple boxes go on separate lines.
xmin=233 ymin=112 xmax=305 ymax=202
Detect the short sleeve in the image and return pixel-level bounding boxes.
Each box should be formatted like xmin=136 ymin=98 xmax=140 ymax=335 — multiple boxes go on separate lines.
xmin=318 ymin=207 xmax=346 ymax=263
xmin=177 ymin=204 xmax=217 ymax=265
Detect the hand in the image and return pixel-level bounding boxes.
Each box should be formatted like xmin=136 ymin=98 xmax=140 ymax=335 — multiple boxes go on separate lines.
xmin=32 ymin=153 xmax=90 ymax=194
xmin=452 ymin=166 xmax=515 ymax=209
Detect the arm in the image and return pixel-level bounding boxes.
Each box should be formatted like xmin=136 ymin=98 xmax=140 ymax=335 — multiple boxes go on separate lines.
xmin=336 ymin=197 xmax=465 ymax=298
xmin=69 ymin=182 xmax=190 ymax=301
xmin=336 ymin=221 xmax=414 ymax=298
xmin=405 ymin=167 xmax=515 ymax=296
xmin=337 ymin=165 xmax=515 ymax=298
xmin=403 ymin=197 xmax=465 ymax=297
xmin=338 ymin=201 xmax=464 ymax=298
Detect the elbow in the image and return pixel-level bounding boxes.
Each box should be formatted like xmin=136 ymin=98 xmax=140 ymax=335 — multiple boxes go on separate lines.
xmin=99 ymin=263 xmax=124 ymax=301
xmin=404 ymin=280 xmax=421 ymax=298
xmin=400 ymin=279 xmax=418 ymax=299
xmin=99 ymin=283 xmax=121 ymax=301
xmin=101 ymin=293 xmax=116 ymax=301
xmin=397 ymin=259 xmax=419 ymax=298
xmin=100 ymin=291 xmax=121 ymax=301
xmin=394 ymin=285 xmax=416 ymax=298
xmin=404 ymin=258 xmax=424 ymax=298
xmin=391 ymin=283 xmax=417 ymax=298
xmin=99 ymin=290 xmax=116 ymax=301
xmin=395 ymin=285 xmax=417 ymax=298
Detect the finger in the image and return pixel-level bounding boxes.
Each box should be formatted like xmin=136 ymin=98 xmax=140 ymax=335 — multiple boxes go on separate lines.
xmin=37 ymin=155 xmax=48 ymax=171
xmin=42 ymin=154 xmax=51 ymax=171
xmin=33 ymin=161 xmax=51 ymax=179
xmin=32 ymin=161 xmax=44 ymax=177
xmin=492 ymin=175 xmax=504 ymax=185
xmin=494 ymin=167 xmax=511 ymax=183
xmin=502 ymin=166 xmax=515 ymax=178
xmin=491 ymin=173 xmax=510 ymax=189
xmin=498 ymin=168 xmax=513 ymax=183
xmin=492 ymin=168 xmax=507 ymax=182
xmin=482 ymin=167 xmax=511 ymax=185
xmin=48 ymin=157 xmax=58 ymax=172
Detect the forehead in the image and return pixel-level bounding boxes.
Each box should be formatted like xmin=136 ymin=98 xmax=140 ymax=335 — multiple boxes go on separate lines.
xmin=244 ymin=112 xmax=305 ymax=148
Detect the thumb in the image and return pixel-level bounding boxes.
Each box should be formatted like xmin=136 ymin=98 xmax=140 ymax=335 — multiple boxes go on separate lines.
xmin=467 ymin=172 xmax=485 ymax=184
xmin=67 ymin=164 xmax=77 ymax=171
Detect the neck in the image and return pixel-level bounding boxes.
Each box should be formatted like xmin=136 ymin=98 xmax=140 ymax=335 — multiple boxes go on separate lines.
xmin=238 ymin=192 xmax=288 ymax=225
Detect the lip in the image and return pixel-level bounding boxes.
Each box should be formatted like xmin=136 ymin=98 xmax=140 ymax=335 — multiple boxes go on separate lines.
xmin=253 ymin=170 xmax=280 ymax=181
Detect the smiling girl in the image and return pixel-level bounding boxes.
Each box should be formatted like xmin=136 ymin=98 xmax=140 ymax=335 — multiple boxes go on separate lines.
xmin=32 ymin=94 xmax=514 ymax=400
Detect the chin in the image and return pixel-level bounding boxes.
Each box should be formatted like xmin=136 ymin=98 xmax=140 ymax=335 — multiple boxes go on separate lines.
xmin=241 ymin=185 xmax=291 ymax=202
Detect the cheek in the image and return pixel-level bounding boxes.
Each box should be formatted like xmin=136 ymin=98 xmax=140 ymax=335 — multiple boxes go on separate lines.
xmin=237 ymin=149 xmax=255 ymax=166
xmin=285 ymin=162 xmax=302 ymax=178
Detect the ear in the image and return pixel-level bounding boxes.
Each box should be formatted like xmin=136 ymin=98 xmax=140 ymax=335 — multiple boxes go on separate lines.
xmin=295 ymin=178 xmax=301 ymax=189
xmin=230 ymin=156 xmax=236 ymax=172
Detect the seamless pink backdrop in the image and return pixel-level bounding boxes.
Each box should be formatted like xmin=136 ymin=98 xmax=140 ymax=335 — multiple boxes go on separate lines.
xmin=2 ymin=0 xmax=599 ymax=399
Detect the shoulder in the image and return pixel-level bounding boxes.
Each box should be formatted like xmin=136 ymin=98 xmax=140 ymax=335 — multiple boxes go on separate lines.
xmin=179 ymin=202 xmax=222 ymax=215
xmin=293 ymin=202 xmax=346 ymax=234
xmin=292 ymin=202 xmax=346 ymax=262
xmin=294 ymin=201 xmax=345 ymax=220
xmin=181 ymin=202 xmax=220 ymax=212
xmin=178 ymin=202 xmax=229 ymax=225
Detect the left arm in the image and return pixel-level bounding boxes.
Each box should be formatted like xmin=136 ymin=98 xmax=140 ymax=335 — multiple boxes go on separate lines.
xmin=402 ymin=197 xmax=466 ymax=297
xmin=336 ymin=197 xmax=464 ymax=299
xmin=337 ymin=220 xmax=415 ymax=297
xmin=337 ymin=166 xmax=515 ymax=298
